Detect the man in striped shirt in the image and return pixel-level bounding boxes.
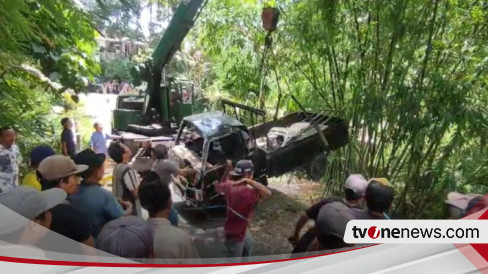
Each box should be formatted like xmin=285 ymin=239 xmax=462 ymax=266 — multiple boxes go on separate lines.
xmin=108 ymin=141 xmax=142 ymax=217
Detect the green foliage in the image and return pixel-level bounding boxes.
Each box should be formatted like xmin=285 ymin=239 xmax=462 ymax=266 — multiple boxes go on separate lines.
xmin=81 ymin=0 xmax=181 ymax=40
xmin=263 ymin=0 xmax=277 ymax=8
xmin=0 ymin=0 xmax=33 ymax=54
xmin=80 ymin=0 xmax=145 ymax=39
xmin=197 ymin=0 xmax=488 ymax=218
xmin=1 ymin=0 xmax=99 ymax=90
xmin=0 ymin=68 xmax=60 ymax=172
xmin=0 ymin=74 xmax=57 ymax=142
xmin=101 ymin=59 xmax=135 ymax=82
xmin=197 ymin=0 xmax=266 ymax=104
xmin=0 ymin=0 xmax=101 ymax=173
xmin=35 ymin=1 xmax=99 ymax=90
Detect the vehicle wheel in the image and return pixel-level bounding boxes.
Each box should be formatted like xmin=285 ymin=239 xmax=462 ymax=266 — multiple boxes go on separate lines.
xmin=307 ymin=152 xmax=329 ymax=181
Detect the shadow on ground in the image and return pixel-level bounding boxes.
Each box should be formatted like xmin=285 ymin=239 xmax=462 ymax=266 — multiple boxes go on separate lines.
xmin=173 ymin=183 xmax=311 ymax=258
xmin=175 ymin=202 xmax=226 ymax=229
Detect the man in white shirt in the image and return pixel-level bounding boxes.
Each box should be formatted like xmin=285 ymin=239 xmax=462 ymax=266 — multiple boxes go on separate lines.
xmin=0 ymin=127 xmax=23 ymax=193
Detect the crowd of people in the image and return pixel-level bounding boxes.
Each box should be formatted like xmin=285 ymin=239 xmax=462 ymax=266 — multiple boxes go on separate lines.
xmin=289 ymin=175 xmax=394 ymax=255
xmin=0 ymin=122 xmax=486 ymax=263
xmin=89 ymin=81 xmax=136 ymax=95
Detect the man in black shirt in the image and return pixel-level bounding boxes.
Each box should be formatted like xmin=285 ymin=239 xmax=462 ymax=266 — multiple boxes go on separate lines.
xmin=289 ymin=174 xmax=368 ymax=255
xmin=61 ymin=118 xmax=77 ymax=158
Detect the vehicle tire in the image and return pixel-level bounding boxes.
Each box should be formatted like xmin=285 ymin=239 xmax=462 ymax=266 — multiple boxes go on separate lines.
xmin=307 ymin=152 xmax=329 ymax=181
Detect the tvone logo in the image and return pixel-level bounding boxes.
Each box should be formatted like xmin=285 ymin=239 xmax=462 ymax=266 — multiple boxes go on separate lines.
xmin=368 ymin=226 xmax=380 ymax=239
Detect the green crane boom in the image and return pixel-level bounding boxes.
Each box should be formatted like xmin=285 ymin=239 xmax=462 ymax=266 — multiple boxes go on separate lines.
xmin=142 ymin=0 xmax=205 ymax=125
xmin=152 ymin=0 xmax=205 ymax=70
xmin=113 ymin=0 xmax=206 ymax=135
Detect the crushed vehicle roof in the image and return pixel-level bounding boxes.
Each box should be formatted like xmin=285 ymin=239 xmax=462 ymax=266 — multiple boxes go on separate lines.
xmin=182 ymin=111 xmax=246 ymax=138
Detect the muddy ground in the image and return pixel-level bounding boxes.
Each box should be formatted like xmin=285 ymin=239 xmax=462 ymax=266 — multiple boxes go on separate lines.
xmin=250 ymin=176 xmax=323 ymax=256
xmin=172 ymin=175 xmax=323 ymax=258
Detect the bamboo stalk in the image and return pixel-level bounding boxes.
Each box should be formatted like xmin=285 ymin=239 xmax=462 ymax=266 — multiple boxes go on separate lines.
xmin=417 ymin=0 xmax=440 ymax=89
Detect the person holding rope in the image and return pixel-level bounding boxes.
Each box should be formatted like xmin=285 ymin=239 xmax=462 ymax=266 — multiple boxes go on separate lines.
xmin=288 ymin=174 xmax=368 ymax=255
xmin=151 ymin=144 xmax=196 ymax=227
xmin=214 ymin=159 xmax=272 ymax=263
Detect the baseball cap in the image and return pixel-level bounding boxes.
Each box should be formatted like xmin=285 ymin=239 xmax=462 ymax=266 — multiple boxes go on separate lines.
xmin=230 ymin=160 xmax=254 ymax=176
xmin=365 ymin=179 xmax=395 ymax=213
xmin=316 ymin=201 xmax=355 ymax=239
xmin=97 ymin=216 xmax=153 ymax=259
xmin=38 ymin=155 xmax=88 ymax=181
xmin=74 ymin=149 xmax=106 ymax=168
xmin=344 ymin=174 xmax=368 ymax=197
xmin=0 ymin=186 xmax=67 ymax=234
xmin=30 ymin=145 xmax=55 ymax=166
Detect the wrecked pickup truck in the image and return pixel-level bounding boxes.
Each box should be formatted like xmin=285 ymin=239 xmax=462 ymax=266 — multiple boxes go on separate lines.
xmin=168 ymin=100 xmax=348 ymax=208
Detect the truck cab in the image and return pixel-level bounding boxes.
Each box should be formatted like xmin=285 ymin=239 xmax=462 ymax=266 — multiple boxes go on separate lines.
xmin=170 ymin=111 xmax=268 ymax=208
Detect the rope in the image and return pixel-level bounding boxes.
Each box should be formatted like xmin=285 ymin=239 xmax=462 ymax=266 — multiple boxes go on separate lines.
xmin=194 ymin=0 xmax=209 ymax=22
xmin=272 ymin=67 xmax=283 ymax=121
xmin=226 ymin=204 xmax=255 ymax=224
xmin=257 ymin=32 xmax=274 ymax=108
xmin=267 ymin=48 xmax=331 ymax=149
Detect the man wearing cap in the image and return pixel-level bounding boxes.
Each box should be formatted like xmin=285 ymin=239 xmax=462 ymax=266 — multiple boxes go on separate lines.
xmin=97 ymin=216 xmax=154 ymax=261
xmin=307 ymin=201 xmax=356 ymax=252
xmin=0 ymin=127 xmax=22 ymax=193
xmin=38 ymin=155 xmax=87 ymax=195
xmin=70 ymin=149 xmax=133 ymax=238
xmin=356 ymin=178 xmax=395 ymax=219
xmin=214 ymin=159 xmax=272 ymax=262
xmin=36 ymin=155 xmax=95 ymax=250
xmin=22 ymin=145 xmax=55 ymax=191
xmin=289 ymin=174 xmax=367 ymax=255
xmin=0 ymin=186 xmax=66 ymax=253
